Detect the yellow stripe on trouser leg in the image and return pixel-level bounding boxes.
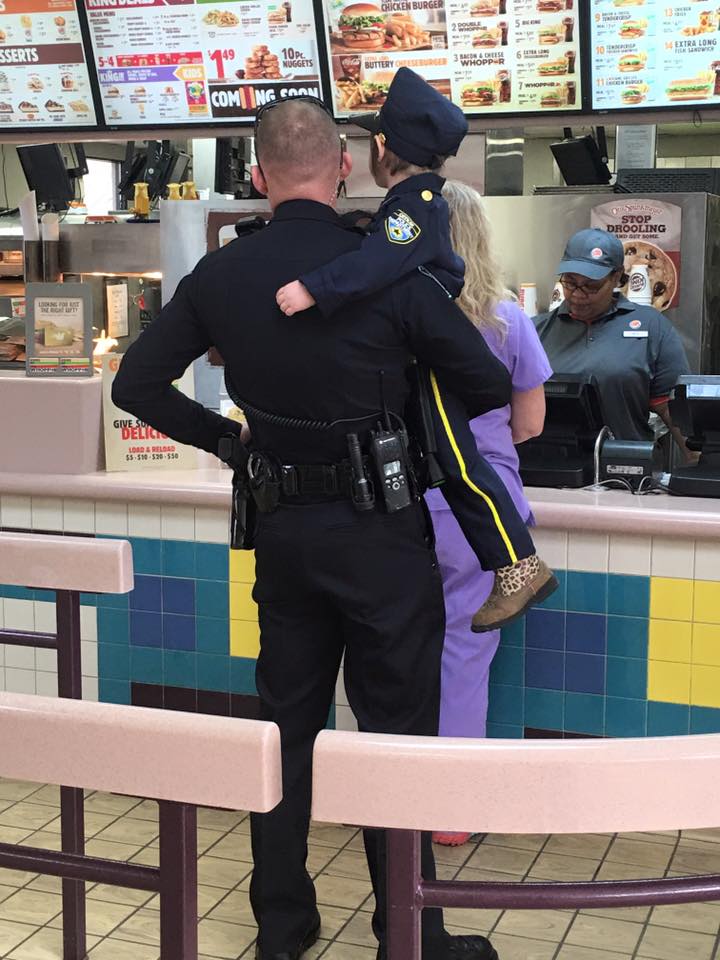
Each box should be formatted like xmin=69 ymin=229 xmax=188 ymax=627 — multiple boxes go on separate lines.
xmin=429 ymin=369 xmax=518 ymax=565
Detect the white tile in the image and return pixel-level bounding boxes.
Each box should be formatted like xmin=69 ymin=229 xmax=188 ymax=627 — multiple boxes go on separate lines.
xmin=568 ymin=532 xmax=609 ymax=572
xmin=0 ymin=495 xmax=32 ymax=529
xmin=0 ymin=667 xmax=4 ymax=691
xmin=609 ymin=534 xmax=652 ymax=577
xmin=532 ymin=529 xmax=568 ymax=570
xmin=31 ymin=497 xmax=63 ymax=531
xmin=651 ymin=537 xmax=695 ymax=579
xmin=0 ymin=598 xmax=4 ymax=630
xmin=34 ymin=600 xmax=57 ymax=635
xmin=695 ymin=542 xmax=720 ymax=582
xmin=335 ymin=704 xmax=358 ymax=732
xmin=127 ymin=502 xmax=162 ymax=539
xmin=82 ymin=676 xmax=99 ymax=701
xmin=94 ymin=502 xmax=129 ymax=537
xmin=63 ymin=499 xmax=95 ymax=534
xmin=0 ymin=641 xmax=4 ymax=665
xmin=80 ymin=606 xmax=98 ymax=643
xmin=161 ymin=504 xmax=196 ymax=540
xmin=195 ymin=507 xmax=229 ymax=545
xmin=3 ymin=598 xmax=35 ymax=632
xmin=36 ymin=672 xmax=59 ymax=697
xmin=5 ymin=645 xmax=35 ymax=670
xmin=35 ymin=647 xmax=57 ymax=672
xmin=82 ymin=639 xmax=99 ymax=678
xmin=5 ymin=668 xmax=36 ymax=694
xmin=335 ymin=672 xmax=349 ymax=708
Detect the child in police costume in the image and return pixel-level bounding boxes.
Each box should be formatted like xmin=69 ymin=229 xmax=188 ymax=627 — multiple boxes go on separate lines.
xmin=276 ymin=67 xmax=557 ymax=631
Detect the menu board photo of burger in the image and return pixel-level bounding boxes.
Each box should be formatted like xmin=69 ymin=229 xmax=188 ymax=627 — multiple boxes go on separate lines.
xmin=592 ymin=0 xmax=720 ymax=110
xmin=322 ymin=0 xmax=583 ymax=116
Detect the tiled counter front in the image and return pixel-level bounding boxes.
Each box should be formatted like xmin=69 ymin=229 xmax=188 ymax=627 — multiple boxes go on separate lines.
xmin=0 ymin=495 xmax=263 ymax=718
xmin=487 ymin=529 xmax=720 ymax=739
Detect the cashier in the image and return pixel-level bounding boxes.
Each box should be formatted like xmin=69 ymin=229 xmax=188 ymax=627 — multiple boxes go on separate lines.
xmin=535 ymin=228 xmax=691 ymax=454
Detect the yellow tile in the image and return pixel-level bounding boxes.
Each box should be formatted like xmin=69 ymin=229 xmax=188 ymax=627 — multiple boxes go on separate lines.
xmin=229 ymin=550 xmax=256 ymax=584
xmin=650 ymin=577 xmax=694 ymax=622
xmin=229 ymin=582 xmax=258 ymax=621
xmin=692 ymin=622 xmax=720 ymax=666
xmin=694 ymin=581 xmax=720 ymax=625
xmin=648 ymin=620 xmax=692 ymax=663
xmin=691 ymin=665 xmax=720 ymax=709
xmin=647 ymin=660 xmax=691 ymax=704
xmin=230 ymin=621 xmax=260 ymax=659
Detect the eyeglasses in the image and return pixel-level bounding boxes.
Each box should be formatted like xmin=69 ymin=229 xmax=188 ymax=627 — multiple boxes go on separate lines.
xmin=559 ymin=275 xmax=613 ymax=298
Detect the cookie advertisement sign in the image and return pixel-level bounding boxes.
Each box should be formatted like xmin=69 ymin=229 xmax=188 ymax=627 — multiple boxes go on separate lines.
xmin=591 ymin=199 xmax=681 ymax=312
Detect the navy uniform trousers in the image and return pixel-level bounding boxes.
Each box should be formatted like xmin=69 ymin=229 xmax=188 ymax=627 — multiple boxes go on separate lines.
xmin=248 ymin=498 xmax=448 ymax=958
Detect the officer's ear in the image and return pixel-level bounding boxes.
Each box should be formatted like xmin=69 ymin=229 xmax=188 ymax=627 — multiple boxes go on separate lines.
xmin=251 ymin=165 xmax=268 ymax=198
xmin=340 ymin=148 xmax=353 ymax=183
xmin=373 ymin=134 xmax=386 ymax=163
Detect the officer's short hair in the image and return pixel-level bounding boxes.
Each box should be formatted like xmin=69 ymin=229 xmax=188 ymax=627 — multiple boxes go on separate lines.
xmin=370 ymin=137 xmax=446 ymax=177
xmin=255 ymin=100 xmax=340 ymax=180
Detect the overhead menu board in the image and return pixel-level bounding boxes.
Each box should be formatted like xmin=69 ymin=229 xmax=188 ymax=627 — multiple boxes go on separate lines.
xmin=0 ymin=0 xmax=97 ymax=128
xmin=82 ymin=0 xmax=322 ymax=126
xmin=592 ymin=0 xmax=720 ymax=110
xmin=321 ymin=0 xmax=583 ymax=118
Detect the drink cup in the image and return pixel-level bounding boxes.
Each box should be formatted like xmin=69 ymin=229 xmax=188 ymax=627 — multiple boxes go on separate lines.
xmin=627 ymin=264 xmax=652 ymax=305
xmin=519 ymin=282 xmax=538 ymax=316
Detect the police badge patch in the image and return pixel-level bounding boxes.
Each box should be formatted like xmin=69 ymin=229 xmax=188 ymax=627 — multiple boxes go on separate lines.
xmin=385 ymin=210 xmax=421 ymax=244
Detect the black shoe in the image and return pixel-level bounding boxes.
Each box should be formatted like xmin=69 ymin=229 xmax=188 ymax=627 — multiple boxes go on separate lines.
xmin=255 ymin=918 xmax=321 ymax=960
xmin=376 ymin=933 xmax=499 ymax=960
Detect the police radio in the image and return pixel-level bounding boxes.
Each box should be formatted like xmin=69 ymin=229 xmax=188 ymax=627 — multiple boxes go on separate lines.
xmin=369 ymin=370 xmax=414 ymax=513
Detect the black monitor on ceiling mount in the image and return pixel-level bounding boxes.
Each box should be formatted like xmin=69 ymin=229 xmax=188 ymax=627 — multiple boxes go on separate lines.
xmin=550 ymin=129 xmax=612 ymax=186
xmin=118 ymin=141 xmax=190 ymax=203
xmin=16 ymin=144 xmax=87 ymax=213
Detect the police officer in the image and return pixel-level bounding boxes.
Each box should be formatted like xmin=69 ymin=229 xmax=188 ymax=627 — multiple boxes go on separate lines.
xmin=112 ymin=98 xmax=510 ymax=960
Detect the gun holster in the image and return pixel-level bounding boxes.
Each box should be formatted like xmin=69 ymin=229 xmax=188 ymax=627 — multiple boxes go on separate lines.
xmin=247 ymin=451 xmax=282 ymax=514
xmin=218 ymin=433 xmax=257 ymax=550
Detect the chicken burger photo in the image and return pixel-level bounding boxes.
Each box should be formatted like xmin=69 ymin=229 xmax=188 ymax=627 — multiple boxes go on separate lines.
xmin=338 ymin=3 xmax=386 ymax=49
xmin=618 ymin=51 xmax=646 ymax=71
xmin=618 ymin=19 xmax=647 ymax=38
xmin=621 ymin=83 xmax=647 ymax=103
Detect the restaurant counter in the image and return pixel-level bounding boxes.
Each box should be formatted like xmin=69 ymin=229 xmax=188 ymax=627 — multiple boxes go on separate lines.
xmin=0 ymin=469 xmax=718 ymax=740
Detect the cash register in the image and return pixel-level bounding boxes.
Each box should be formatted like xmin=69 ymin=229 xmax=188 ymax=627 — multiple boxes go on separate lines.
xmin=668 ymin=376 xmax=720 ymax=498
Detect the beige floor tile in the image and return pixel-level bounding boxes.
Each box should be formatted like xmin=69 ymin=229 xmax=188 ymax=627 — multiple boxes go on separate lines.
xmin=671 ymin=844 xmax=720 ymax=875
xmin=649 ymin=901 xmax=720 ymax=935
xmin=565 ymin=914 xmax=643 ymax=954
xmin=335 ymin=911 xmax=375 ymax=947
xmin=605 ymin=838 xmax=673 ymax=870
xmin=466 ymin=844 xmax=536 ymax=876
xmin=345 ymin=834 xmax=366 ymax=854
xmin=124 ymin=800 xmax=158 ymax=822
xmin=143 ymin=884 xmax=229 ymax=919
xmin=0 ymin=919 xmax=39 ymax=954
xmin=617 ymin=832 xmax=677 ymax=846
xmin=455 ymin=865 xmax=531 ymax=884
xmin=320 ymin=941 xmax=376 ymax=960
xmin=444 ymin=924 xmax=492 ymax=938
xmin=83 ymin=793 xmax=143 ymax=817
xmin=24 ymin=877 xmax=62 ymax=896
xmin=483 ymin=834 xmax=548 ymax=852
xmin=197 ymin=829 xmax=228 ymax=855
xmin=0 ymin=869 xmax=38 ymax=888
xmin=129 ymin=846 xmax=159 ymax=867
xmin=93 ymin=817 xmax=159 ymax=846
xmin=89 ymin=937 xmax=160 ymax=960
xmin=556 ymin=945 xmax=631 ymax=959
xmin=42 ymin=812 xmax=118 ymax=839
xmin=637 ymin=923 xmax=716 ymax=960
xmin=483 ymin=932 xmax=557 ymax=959
xmin=24 ymin=787 xmax=60 ymax=808
xmin=23 ymin=831 xmax=62 ymax=852
xmin=0 ymin=884 xmax=17 ymax=903
xmin=206 ymin=889 xmax=255 ymax=928
xmin=0 ymin=825 xmax=34 ymax=845
xmin=0 ymin=781 xmax=43 ymax=802
xmin=594 ymin=862 xmax=664 ymax=882
xmin=204 ymin=832 xmax=254 ymax=864
xmin=48 ymin=899 xmax=138 ymax=937
xmin=527 ymin=853 xmax=600 ymax=882
xmin=443 ymin=908 xmax=501 ymax=932
xmin=84 ymin=838 xmax=143 ymax=861
xmin=8 ymin=925 xmax=100 ymax=960
xmin=314 ymin=874 xmax=373 ymax=910
xmin=579 ymin=906 xmax=650 ymax=924
xmin=307 ymin=845 xmax=340 ymax=876
xmin=87 ymin=884 xmax=155 ymax=908
xmin=544 ymin=835 xmax=611 ymax=860
xmin=0 ymin=889 xmax=62 ymax=926
xmin=0 ymin=803 xmax=60 ymax=832
xmin=308 ymin=823 xmax=358 ymax=849
xmin=197 ymin=856 xmax=250 ymax=890
xmin=681 ymin=828 xmax=720 ymax=845
xmin=198 ymin=809 xmax=247 ymax=833
xmin=495 ymin=908 xmax=573 ymax=943
xmin=432 ymin=840 xmax=483 ymax=867
xmin=198 ymin=917 xmax=256 ymax=959
xmin=110 ymin=908 xmax=160 ymax=946
xmin=323 ymin=850 xmax=372 ymax=881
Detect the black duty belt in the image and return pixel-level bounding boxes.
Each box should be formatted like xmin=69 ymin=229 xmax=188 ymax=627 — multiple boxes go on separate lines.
xmin=279 ymin=460 xmax=362 ymax=501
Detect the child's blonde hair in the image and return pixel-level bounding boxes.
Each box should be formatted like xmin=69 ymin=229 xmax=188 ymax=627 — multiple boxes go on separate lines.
xmin=443 ymin=180 xmax=513 ymax=341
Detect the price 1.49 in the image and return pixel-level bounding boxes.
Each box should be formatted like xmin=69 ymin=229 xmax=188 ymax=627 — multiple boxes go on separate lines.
xmin=208 ymin=48 xmax=236 ymax=79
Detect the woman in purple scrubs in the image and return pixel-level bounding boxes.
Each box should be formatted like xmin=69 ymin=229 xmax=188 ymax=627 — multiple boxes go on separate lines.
xmin=428 ymin=181 xmax=553 ymax=846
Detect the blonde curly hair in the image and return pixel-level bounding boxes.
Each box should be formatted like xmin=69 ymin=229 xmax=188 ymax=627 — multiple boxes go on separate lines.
xmin=443 ymin=180 xmax=513 ymax=340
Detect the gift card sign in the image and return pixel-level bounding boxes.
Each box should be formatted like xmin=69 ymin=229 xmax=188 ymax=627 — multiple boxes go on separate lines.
xmin=25 ymin=282 xmax=93 ymax=377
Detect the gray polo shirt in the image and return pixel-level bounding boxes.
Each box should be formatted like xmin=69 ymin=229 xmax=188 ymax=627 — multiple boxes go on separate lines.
xmin=534 ymin=294 xmax=690 ymax=440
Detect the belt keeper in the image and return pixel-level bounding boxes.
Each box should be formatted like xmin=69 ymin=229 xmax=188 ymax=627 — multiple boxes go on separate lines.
xmin=281 ymin=465 xmax=298 ymax=496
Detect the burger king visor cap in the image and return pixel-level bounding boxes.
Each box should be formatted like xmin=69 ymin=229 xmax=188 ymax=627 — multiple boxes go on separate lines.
xmin=557 ymin=228 xmax=625 ymax=280
xmin=353 ymin=67 xmax=468 ymax=167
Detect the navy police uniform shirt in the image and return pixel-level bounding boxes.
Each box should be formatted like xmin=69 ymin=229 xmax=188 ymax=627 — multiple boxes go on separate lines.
xmin=299 ymin=173 xmax=465 ymax=319
xmin=534 ymin=294 xmax=690 ymax=441
xmin=111 ymin=199 xmax=510 ymax=466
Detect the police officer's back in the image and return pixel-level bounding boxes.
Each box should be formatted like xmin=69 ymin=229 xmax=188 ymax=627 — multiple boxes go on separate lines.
xmin=112 ymin=100 xmax=508 ymax=960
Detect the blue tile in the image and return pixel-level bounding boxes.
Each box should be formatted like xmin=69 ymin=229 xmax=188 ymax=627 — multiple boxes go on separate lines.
xmin=129 ymin=575 xmax=162 ymax=613
xmin=130 ymin=646 xmax=163 ymax=684
xmin=162 ymin=578 xmax=195 ymax=617
xmin=567 ymin=571 xmax=607 ymax=615
xmin=489 ymin=646 xmax=524 ymax=687
xmin=606 ymin=697 xmax=647 ymax=737
xmin=131 ymin=538 xmax=162 ymax=576
xmin=34 ymin=589 xmax=56 ymax=602
xmin=690 ymin=706 xmax=720 ymax=734
xmin=488 ymin=684 xmax=523 ymax=725
xmin=80 ymin=593 xmax=97 ymax=606
xmin=608 ymin=574 xmax=650 ymax=620
xmin=97 ymin=608 xmax=130 ymax=645
xmin=499 ymin=618 xmax=525 ymax=648
xmin=98 ymin=643 xmax=130 ymax=682
xmin=566 ymin=613 xmax=607 ymax=655
xmin=486 ymin=722 xmax=523 ymax=739
xmin=196 ymin=617 xmax=230 ymax=655
xmin=524 ymin=688 xmax=564 ymax=730
xmin=647 ymin=701 xmax=690 ymax=737
xmin=532 ymin=569 xmax=567 ymax=611
xmin=326 ymin=704 xmax=336 ymax=730
xmin=163 ymin=614 xmax=196 ymax=651
xmin=4 ymin=585 xmax=35 ymax=601
xmin=565 ymin=653 xmax=605 ymax=695
xmin=162 ymin=540 xmax=196 ymax=579
xmin=606 ymin=656 xmax=647 ymax=700
xmin=195 ymin=543 xmax=229 ymax=582
xmin=607 ymin=616 xmax=649 ymax=660
xmin=163 ymin=650 xmax=197 ymax=688
xmin=564 ymin=693 xmax=604 ymax=735
xmin=129 ymin=611 xmax=162 ymax=648
xmin=197 ymin=653 xmax=231 ymax=692
xmin=99 ymin=678 xmax=130 ymax=705
xmin=525 ymin=649 xmax=563 ymax=690
xmin=526 ymin=609 xmax=565 ymax=651
xmin=196 ymin=580 xmax=229 ymax=621
xmin=230 ymin=656 xmax=257 ymax=695
xmin=95 ymin=590 xmax=129 ymax=610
